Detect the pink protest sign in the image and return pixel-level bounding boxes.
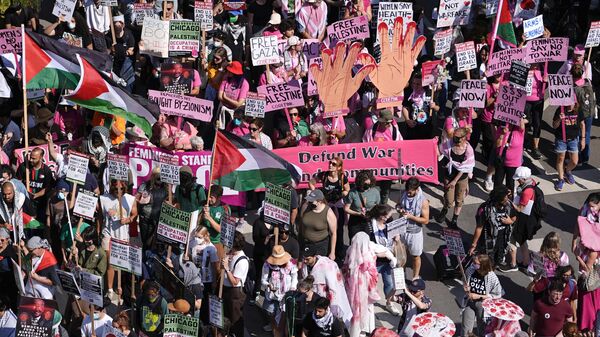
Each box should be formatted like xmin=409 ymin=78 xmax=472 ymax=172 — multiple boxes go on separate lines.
xmin=0 ymin=28 xmax=21 ymax=54
xmin=302 ymin=39 xmax=321 ymax=60
xmin=486 ymin=48 xmax=526 ymax=76
xmin=548 ymin=74 xmax=575 ymax=106
xmin=148 ymin=90 xmax=213 ymax=122
xmin=459 ymin=79 xmax=486 ymax=109
xmin=307 ymin=58 xmax=322 ymax=96
xmin=524 ymin=37 xmax=569 ymax=64
xmin=326 ymin=16 xmax=370 ymax=45
xmin=273 ymin=139 xmax=439 ymax=187
xmin=494 ymin=84 xmax=527 ymax=126
xmin=257 ymin=80 xmax=305 ymax=112
xmin=421 ymin=60 xmax=443 ymax=86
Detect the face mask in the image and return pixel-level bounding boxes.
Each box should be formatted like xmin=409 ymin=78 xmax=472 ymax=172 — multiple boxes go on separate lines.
xmin=473 ymin=263 xmax=480 ymax=270
xmin=229 ymin=16 xmax=238 ymax=23
xmin=57 ymin=192 xmax=65 ymax=200
xmin=93 ymin=313 xmax=100 ymax=320
xmin=68 ymin=22 xmax=76 ymax=30
xmin=234 ymin=118 xmax=242 ymax=126
xmin=148 ymin=295 xmax=158 ymax=303
xmin=214 ymin=41 xmax=223 ymax=47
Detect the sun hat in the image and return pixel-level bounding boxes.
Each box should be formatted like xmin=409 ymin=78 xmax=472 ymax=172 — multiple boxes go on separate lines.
xmin=266 ymin=245 xmax=292 ymax=265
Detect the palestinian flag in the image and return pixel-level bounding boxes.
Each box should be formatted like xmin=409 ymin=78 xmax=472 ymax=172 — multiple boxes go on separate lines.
xmin=494 ymin=0 xmax=517 ymax=47
xmin=24 ymin=32 xmax=80 ymax=90
xmin=23 ymin=212 xmax=43 ymax=230
xmin=212 ymin=131 xmax=301 ymax=191
xmin=65 ymin=55 xmax=157 ymax=137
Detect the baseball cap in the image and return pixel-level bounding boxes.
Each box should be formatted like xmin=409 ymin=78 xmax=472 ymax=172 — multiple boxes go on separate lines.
xmin=305 ymin=189 xmax=325 ymax=202
xmin=379 ymin=109 xmax=394 ymax=122
xmin=407 ymin=278 xmax=426 ymax=292
xmin=512 ymin=166 xmax=532 ymax=180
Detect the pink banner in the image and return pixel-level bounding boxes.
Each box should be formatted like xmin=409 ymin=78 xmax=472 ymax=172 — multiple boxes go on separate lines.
xmin=548 ymin=74 xmax=575 ymax=106
xmin=326 ymin=16 xmax=370 ymax=45
xmin=494 ymin=84 xmax=527 ymax=126
xmin=486 ymin=48 xmax=526 ymax=76
xmin=15 ymin=139 xmax=83 ymax=175
xmin=126 ymin=145 xmax=244 ymax=206
xmin=273 ymin=140 xmax=439 ymax=187
xmin=524 ymin=37 xmax=569 ymax=64
xmin=257 ymin=80 xmax=305 ymax=112
xmin=148 ymin=90 xmax=213 ymax=122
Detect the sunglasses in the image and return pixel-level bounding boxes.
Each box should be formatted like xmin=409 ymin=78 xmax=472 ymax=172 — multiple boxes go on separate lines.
xmin=166 ymin=6 xmax=174 ymax=11
xmin=289 ymin=113 xmax=298 ymax=116
xmin=329 ymin=161 xmax=338 ymax=166
xmin=250 ymin=127 xmax=259 ymax=132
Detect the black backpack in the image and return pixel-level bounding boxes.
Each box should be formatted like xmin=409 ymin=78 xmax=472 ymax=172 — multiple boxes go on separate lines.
xmin=525 ymin=185 xmax=547 ymax=220
xmin=232 ymin=256 xmax=256 ymax=295
xmin=284 ymin=290 xmax=308 ymax=326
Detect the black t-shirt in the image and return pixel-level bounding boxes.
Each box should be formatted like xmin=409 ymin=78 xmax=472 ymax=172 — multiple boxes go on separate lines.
xmin=16 ymin=163 xmax=55 ymax=194
xmin=468 ymin=271 xmax=487 ymax=296
xmin=247 ymin=1 xmax=274 ymax=29
xmin=553 ymin=108 xmax=582 ymax=141
xmin=54 ymin=24 xmax=93 ymax=49
xmin=106 ymin=29 xmax=135 ymax=71
xmin=302 ymin=314 xmax=344 ymax=337
xmin=319 ymin=172 xmax=348 ymax=204
xmin=268 ymin=236 xmax=300 ymax=260
xmin=5 ymin=8 xmax=32 ymax=27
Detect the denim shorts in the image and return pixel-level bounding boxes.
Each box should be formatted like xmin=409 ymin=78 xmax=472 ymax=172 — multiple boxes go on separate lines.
xmin=555 ymin=137 xmax=579 ymax=154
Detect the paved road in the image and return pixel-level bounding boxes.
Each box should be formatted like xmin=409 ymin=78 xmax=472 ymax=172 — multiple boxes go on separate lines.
xmin=240 ymin=112 xmax=600 ymax=336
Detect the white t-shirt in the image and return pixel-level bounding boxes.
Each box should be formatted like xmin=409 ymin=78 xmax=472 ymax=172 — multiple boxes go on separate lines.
xmin=224 ymin=251 xmax=249 ymax=287
xmin=80 ymin=314 xmax=113 ymax=337
xmin=100 ymin=193 xmax=135 ymax=240
xmin=84 ymin=0 xmax=111 ymax=33
xmin=189 ymin=239 xmax=219 ymax=283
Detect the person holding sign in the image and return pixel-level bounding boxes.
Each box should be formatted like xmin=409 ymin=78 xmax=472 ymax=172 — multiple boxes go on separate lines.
xmin=492 ymin=118 xmax=526 ymax=193
xmin=527 ymin=265 xmax=577 ymax=312
xmin=16 ymin=147 xmax=55 ymax=222
xmin=174 ymin=166 xmax=206 ymax=212
xmin=188 ymin=227 xmax=219 ymax=322
xmin=73 ymin=227 xmax=108 ymax=277
xmin=202 ymin=185 xmax=231 ymax=260
xmin=524 ymin=62 xmax=546 ymax=160
xmin=284 ymin=37 xmax=309 ymax=84
xmin=344 ymin=170 xmax=380 ymax=239
xmin=551 ymin=98 xmax=585 ymax=192
xmin=395 ymin=279 xmax=432 ymax=337
xmin=402 ymin=73 xmax=440 ymax=140
xmin=558 ymin=45 xmax=592 ymax=82
xmin=218 ymin=61 xmax=249 ymax=128
xmin=99 ymin=179 xmax=137 ymax=302
xmin=572 ymin=64 xmax=596 ymax=166
xmin=221 ymin=231 xmax=249 ymax=337
xmin=135 ymin=281 xmax=168 ymax=337
xmin=23 ymin=237 xmax=60 ymax=300
xmin=43 ymin=13 xmax=93 ymax=50
xmin=80 ymin=297 xmax=113 ymax=337
xmin=83 ymin=0 xmax=111 ymax=52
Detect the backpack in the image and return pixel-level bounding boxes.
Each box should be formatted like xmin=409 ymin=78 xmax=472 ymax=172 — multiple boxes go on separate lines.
xmin=232 ymin=255 xmax=256 ymax=295
xmin=284 ymin=290 xmax=308 ymax=326
xmin=574 ymin=81 xmax=596 ymax=118
xmin=371 ymin=122 xmax=398 ymax=140
xmin=524 ymin=185 xmax=547 ymax=220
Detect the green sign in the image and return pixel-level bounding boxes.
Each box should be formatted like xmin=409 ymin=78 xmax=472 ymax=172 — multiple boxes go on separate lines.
xmin=168 ymin=20 xmax=201 ymax=57
xmin=264 ymin=183 xmax=292 ymax=226
xmin=164 ymin=313 xmax=200 ymax=337
xmin=157 ymin=203 xmax=197 ymax=244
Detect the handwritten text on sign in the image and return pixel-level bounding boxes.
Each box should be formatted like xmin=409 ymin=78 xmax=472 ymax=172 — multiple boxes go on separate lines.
xmin=523 ymin=15 xmax=544 ymax=41
xmin=257 ymin=80 xmax=305 ymax=112
xmin=52 ymin=0 xmax=77 ymax=21
xmin=250 ymin=36 xmax=280 ymax=66
xmin=524 ymin=37 xmax=569 ymax=64
xmin=455 ymin=41 xmax=476 ymax=72
xmin=0 ymin=28 xmax=22 ymax=54
xmin=486 ymin=48 xmax=526 ymax=76
xmin=437 ymin=0 xmax=471 ymax=28
xmin=148 ymin=90 xmax=213 ymax=122
xmin=586 ymin=21 xmax=600 ymax=48
xmin=548 ymin=74 xmax=575 ymax=106
xmin=377 ymin=2 xmax=412 ymax=38
xmin=459 ymin=80 xmax=486 ymax=109
xmin=494 ymin=84 xmax=527 ymax=126
xmin=245 ymin=92 xmax=266 ymax=118
xmin=326 ymin=16 xmax=369 ymax=45
xmin=443 ymin=228 xmax=465 ymax=258
xmin=141 ymin=18 xmax=170 ymax=58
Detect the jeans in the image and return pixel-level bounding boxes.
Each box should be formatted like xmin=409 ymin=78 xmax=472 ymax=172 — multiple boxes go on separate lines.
xmin=462 ymin=300 xmax=485 ymax=337
xmin=376 ymin=262 xmax=394 ymax=297
xmin=580 ymin=115 xmax=593 ymax=163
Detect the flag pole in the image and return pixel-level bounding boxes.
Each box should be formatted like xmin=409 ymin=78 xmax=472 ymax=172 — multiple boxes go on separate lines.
xmin=22 ymin=25 xmax=30 ymax=201
xmin=206 ymin=129 xmax=219 ymax=201
xmin=489 ymin=0 xmax=504 ymax=56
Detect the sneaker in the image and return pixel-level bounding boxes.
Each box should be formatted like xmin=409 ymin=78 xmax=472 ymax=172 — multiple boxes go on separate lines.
xmin=531 ymin=148 xmax=542 ymax=160
xmin=448 ymin=219 xmax=458 ymax=229
xmin=435 ymin=208 xmax=448 ymax=223
xmin=107 ymin=289 xmax=118 ymax=305
xmin=498 ymin=263 xmax=518 ymax=272
xmin=484 ymin=179 xmax=494 ymax=192
xmin=263 ymin=324 xmax=273 ymax=332
xmin=386 ymin=303 xmax=401 ymax=316
xmin=554 ymin=179 xmax=564 ymax=191
xmin=565 ymin=172 xmax=576 ymax=185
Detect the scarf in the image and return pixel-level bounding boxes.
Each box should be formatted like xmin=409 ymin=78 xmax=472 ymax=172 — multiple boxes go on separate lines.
xmin=313 ymin=308 xmax=334 ymax=330
xmin=0 ymin=181 xmax=25 ymax=241
xmin=400 ymin=188 xmax=424 ymax=232
xmin=440 ymin=140 xmax=475 ymax=178
xmin=223 ymin=22 xmax=245 ymax=45
xmin=268 ymin=263 xmax=293 ymax=300
xmin=516 ymin=179 xmax=534 ymax=195
xmin=86 ymin=126 xmax=111 ymax=164
xmin=582 ymin=204 xmax=600 ymax=224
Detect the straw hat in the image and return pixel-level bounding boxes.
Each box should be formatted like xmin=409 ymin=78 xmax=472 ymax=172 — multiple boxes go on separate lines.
xmin=266 ymin=245 xmax=291 ymax=265
xmin=167 ymin=299 xmax=191 ymax=314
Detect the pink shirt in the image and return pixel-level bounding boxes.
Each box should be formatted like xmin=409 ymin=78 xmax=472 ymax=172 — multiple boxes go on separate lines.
xmin=219 ymin=76 xmax=250 ymax=109
xmin=495 ymin=127 xmax=525 ymax=168
xmin=298 ymin=136 xmax=315 ymax=146
xmin=160 ymin=119 xmax=198 ymax=151
xmin=362 ymin=122 xmax=401 ymax=142
xmin=263 ymin=27 xmax=283 ymax=38
xmin=226 ymin=121 xmax=251 ymax=137
xmin=526 ymin=69 xmax=544 ymax=102
xmin=482 ymin=82 xmax=499 ymax=123
xmin=54 ymin=108 xmax=85 ymax=139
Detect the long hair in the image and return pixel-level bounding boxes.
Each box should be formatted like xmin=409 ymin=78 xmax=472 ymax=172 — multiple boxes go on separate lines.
xmin=540 ymin=232 xmax=561 ymax=265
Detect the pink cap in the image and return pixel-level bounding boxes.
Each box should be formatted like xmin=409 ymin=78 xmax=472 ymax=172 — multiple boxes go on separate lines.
xmin=574 ymin=44 xmax=585 ymax=55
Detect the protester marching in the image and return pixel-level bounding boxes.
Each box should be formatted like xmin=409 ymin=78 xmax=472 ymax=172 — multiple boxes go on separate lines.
xmin=0 ymin=0 xmax=599 ymax=337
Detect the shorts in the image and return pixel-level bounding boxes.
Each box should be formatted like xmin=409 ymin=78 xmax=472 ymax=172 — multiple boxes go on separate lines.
xmin=555 ymin=137 xmax=579 ymax=154
xmin=401 ymin=231 xmax=423 ymax=256
xmin=263 ymin=298 xmax=281 ymax=317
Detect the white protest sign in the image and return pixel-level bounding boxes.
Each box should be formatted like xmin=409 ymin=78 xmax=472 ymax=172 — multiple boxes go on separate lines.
xmin=109 ymin=239 xmax=143 ymax=276
xmin=437 ymin=0 xmax=471 ymax=28
xmin=132 ymin=3 xmax=154 ymax=26
xmin=209 ymin=295 xmax=224 ymax=328
xmin=525 ymin=73 xmax=534 ymax=96
xmin=392 ymin=267 xmax=405 ymax=291
xmin=386 ymin=217 xmax=407 ymax=240
xmin=140 ymin=17 xmax=170 ymax=58
xmin=159 ymin=153 xmax=181 ymax=185
xmin=56 ymin=270 xmax=81 ymax=296
xmin=52 ymin=0 xmax=77 ymax=21
xmin=531 ymin=252 xmax=546 ymax=277
xmin=107 ymin=154 xmax=129 ymax=181
xmin=455 ymin=41 xmax=477 ymax=72
xmin=250 ymin=36 xmax=280 ymax=66
xmin=79 ymin=270 xmax=103 ymax=307
xmin=103 ymin=325 xmax=127 ymax=337
xmin=377 ymin=2 xmax=413 ymax=38
xmin=586 ymin=21 xmax=600 ymax=48
xmin=523 ymin=15 xmax=544 ymax=41
xmin=459 ymin=79 xmax=486 ymax=109
xmin=220 ymin=216 xmax=238 ymax=249
xmin=434 ymin=28 xmax=453 ymax=56
xmin=66 ymin=152 xmax=89 ymax=185
xmin=548 ymin=74 xmax=575 ymax=106
xmin=443 ymin=228 xmax=465 ymax=258
xmin=194 ymin=1 xmax=213 ymax=30
xmin=245 ymin=92 xmax=266 ymax=118
xmin=73 ymin=189 xmax=98 ymax=220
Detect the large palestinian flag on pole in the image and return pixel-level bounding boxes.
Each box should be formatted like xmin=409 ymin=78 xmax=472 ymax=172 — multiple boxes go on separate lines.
xmin=64 ymin=55 xmax=156 ymax=137
xmin=494 ymin=0 xmax=517 ymax=47
xmin=211 ymin=131 xmax=301 ymax=191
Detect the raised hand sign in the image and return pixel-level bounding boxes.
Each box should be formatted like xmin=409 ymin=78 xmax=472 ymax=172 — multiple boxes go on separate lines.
xmin=359 ymin=17 xmax=426 ymax=109
xmin=309 ymin=41 xmax=375 ymax=118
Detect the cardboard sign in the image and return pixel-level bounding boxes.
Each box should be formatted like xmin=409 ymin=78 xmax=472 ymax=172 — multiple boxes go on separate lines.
xmin=141 ymin=17 xmax=170 ymax=58
xmin=148 ymin=90 xmax=213 ymax=122
xmin=159 ymin=153 xmax=181 ymax=185
xmin=132 ymin=3 xmax=154 ymax=26
xmin=443 ymin=228 xmax=465 ymax=258
xmin=548 ymin=74 xmax=575 ymax=106
xmin=209 ymin=295 xmax=224 ymax=328
xmin=494 ymin=84 xmax=527 ymax=126
xmin=52 ymin=0 xmax=77 ymax=21
xmin=455 ymin=41 xmax=476 ymax=72
xmin=250 ymin=36 xmax=280 ymax=66
xmin=514 ymin=0 xmax=539 ymax=21
xmin=16 ymin=297 xmax=57 ymax=337
xmin=586 ymin=21 xmax=600 ymax=48
xmin=386 ymin=217 xmax=407 ymax=240
xmin=244 ymin=92 xmax=266 ymax=118
xmin=0 ymin=28 xmax=22 ymax=54
xmin=219 ymin=215 xmax=238 ymax=249
xmin=73 ymin=189 xmax=98 ymax=220
xmin=326 ymin=16 xmax=370 ymax=45
xmin=79 ymin=270 xmax=103 ymax=307
xmin=392 ymin=267 xmax=406 ymax=291
xmin=486 ymin=48 xmax=526 ymax=76
xmin=459 ymin=80 xmax=486 ymax=109
xmin=109 ymin=238 xmax=143 ymax=276
xmin=434 ymin=28 xmax=453 ymax=56
xmin=168 ymin=20 xmax=201 ymax=57
xmin=158 ymin=203 xmax=198 ymax=245
xmin=437 ymin=0 xmax=471 ymax=28
xmin=107 ymin=154 xmax=130 ymax=181
xmin=421 ymin=60 xmax=443 ymax=87
xmin=66 ymin=152 xmax=89 ymax=185
xmin=194 ymin=1 xmax=213 ymax=30
xmin=508 ymin=60 xmax=530 ymax=91
xmin=164 ymin=314 xmax=200 ymax=337
xmin=257 ymin=80 xmax=305 ymax=112
xmin=377 ymin=2 xmax=413 ymax=37
xmin=523 ymin=15 xmax=544 ymax=41
xmin=524 ymin=37 xmax=569 ymax=64
xmin=57 ymin=270 xmax=81 ymax=296
xmin=264 ymin=183 xmax=292 ymax=226
xmin=307 ymin=57 xmax=322 ymax=96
